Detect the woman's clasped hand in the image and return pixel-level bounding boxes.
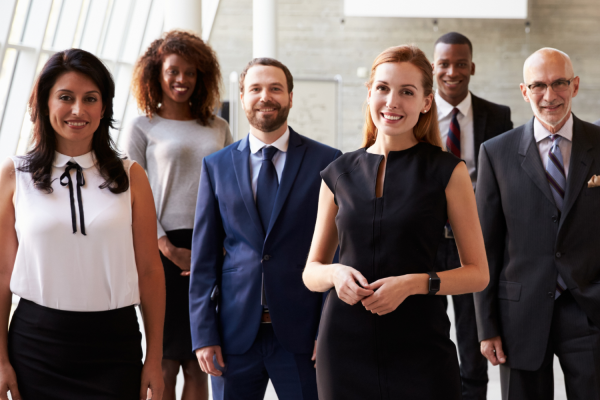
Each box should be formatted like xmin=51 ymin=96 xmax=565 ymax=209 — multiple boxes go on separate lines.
xmin=332 ymin=265 xmax=424 ymax=315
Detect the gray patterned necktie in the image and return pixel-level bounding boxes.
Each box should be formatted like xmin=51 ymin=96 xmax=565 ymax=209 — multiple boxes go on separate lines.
xmin=545 ymin=135 xmax=567 ymax=299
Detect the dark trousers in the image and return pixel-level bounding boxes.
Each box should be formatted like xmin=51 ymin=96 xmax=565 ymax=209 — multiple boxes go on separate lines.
xmin=500 ymin=290 xmax=600 ymax=400
xmin=436 ymin=237 xmax=488 ymax=400
xmin=211 ymin=324 xmax=317 ymax=400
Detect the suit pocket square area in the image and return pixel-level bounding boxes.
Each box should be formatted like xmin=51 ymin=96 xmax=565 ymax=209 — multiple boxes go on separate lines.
xmin=588 ymin=175 xmax=600 ymax=188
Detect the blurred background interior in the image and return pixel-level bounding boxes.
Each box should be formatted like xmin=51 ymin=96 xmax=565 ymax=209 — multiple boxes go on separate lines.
xmin=1 ymin=1 xmax=593 ymax=398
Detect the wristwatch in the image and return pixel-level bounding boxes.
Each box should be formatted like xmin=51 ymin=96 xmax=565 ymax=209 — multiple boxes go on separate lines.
xmin=427 ymin=271 xmax=440 ymax=295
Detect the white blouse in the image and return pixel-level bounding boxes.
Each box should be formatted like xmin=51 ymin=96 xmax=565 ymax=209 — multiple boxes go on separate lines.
xmin=10 ymin=152 xmax=140 ymax=311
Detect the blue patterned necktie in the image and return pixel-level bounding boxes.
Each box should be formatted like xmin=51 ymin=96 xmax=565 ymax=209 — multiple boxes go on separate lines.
xmin=545 ymin=135 xmax=567 ymax=299
xmin=256 ymin=146 xmax=279 ymax=232
xmin=256 ymin=146 xmax=279 ymax=308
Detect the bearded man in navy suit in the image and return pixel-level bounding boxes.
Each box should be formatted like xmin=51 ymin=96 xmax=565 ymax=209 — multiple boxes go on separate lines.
xmin=190 ymin=58 xmax=341 ymax=400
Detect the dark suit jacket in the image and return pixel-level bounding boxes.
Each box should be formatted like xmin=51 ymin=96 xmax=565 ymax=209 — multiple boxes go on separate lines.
xmin=190 ymin=127 xmax=341 ymax=355
xmin=474 ymin=115 xmax=600 ymax=371
xmin=470 ymin=93 xmax=513 ymax=171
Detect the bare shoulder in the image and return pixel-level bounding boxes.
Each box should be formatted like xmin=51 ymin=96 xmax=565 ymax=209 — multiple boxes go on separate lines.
xmin=0 ymin=157 xmax=16 ymax=183
xmin=128 ymin=161 xmax=150 ymax=204
xmin=446 ymin=161 xmax=471 ymax=193
xmin=0 ymin=157 xmax=16 ymax=199
xmin=128 ymin=161 xmax=146 ymax=181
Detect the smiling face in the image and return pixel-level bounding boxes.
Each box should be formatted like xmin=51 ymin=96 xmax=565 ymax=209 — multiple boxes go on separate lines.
xmin=241 ymin=65 xmax=292 ymax=134
xmin=47 ymin=71 xmax=104 ymax=153
xmin=520 ymin=49 xmax=578 ymax=131
xmin=433 ymin=43 xmax=475 ymax=106
xmin=368 ymin=62 xmax=433 ymax=140
xmin=160 ymin=53 xmax=198 ymax=105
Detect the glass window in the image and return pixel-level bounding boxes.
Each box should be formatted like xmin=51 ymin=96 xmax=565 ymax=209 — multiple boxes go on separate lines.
xmin=52 ymin=0 xmax=83 ymax=50
xmin=0 ymin=0 xmax=165 ymax=157
xmin=100 ymin=0 xmax=132 ymax=60
xmin=42 ymin=0 xmax=64 ymax=49
xmin=0 ymin=49 xmax=18 ymax=122
xmin=79 ymin=0 xmax=109 ymax=54
xmin=8 ymin=0 xmax=31 ymax=44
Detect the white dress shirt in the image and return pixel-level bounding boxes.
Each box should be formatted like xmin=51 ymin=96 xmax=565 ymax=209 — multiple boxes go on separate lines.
xmin=534 ymin=114 xmax=573 ymax=177
xmin=248 ymin=128 xmax=289 ymax=201
xmin=436 ymin=91 xmax=476 ymax=186
xmin=10 ymin=152 xmax=140 ymax=311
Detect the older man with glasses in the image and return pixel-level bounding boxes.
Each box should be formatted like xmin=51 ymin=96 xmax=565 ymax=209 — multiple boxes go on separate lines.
xmin=474 ymin=47 xmax=600 ymax=400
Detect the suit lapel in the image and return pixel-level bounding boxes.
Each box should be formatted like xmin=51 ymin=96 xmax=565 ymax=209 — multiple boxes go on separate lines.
xmin=471 ymin=94 xmax=488 ymax=168
xmin=265 ymin=128 xmax=307 ymax=238
xmin=560 ymin=115 xmax=593 ymax=223
xmin=519 ymin=118 xmax=556 ymax=206
xmin=232 ymin=135 xmax=265 ymax=238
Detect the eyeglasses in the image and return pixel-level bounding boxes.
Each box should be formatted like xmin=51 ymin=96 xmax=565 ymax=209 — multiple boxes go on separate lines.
xmin=526 ymin=78 xmax=575 ymax=95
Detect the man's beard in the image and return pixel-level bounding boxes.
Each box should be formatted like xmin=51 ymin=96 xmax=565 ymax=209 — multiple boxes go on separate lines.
xmin=246 ymin=101 xmax=290 ymax=133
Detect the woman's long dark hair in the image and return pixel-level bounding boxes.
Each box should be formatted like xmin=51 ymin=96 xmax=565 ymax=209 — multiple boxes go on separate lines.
xmin=20 ymin=48 xmax=128 ymax=194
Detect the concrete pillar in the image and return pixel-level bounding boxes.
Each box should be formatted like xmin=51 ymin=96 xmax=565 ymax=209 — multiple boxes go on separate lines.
xmin=163 ymin=0 xmax=202 ymax=36
xmin=253 ymin=0 xmax=277 ymax=58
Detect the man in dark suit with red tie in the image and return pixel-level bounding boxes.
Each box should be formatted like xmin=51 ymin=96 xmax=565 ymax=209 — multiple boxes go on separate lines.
xmin=432 ymin=32 xmax=513 ymax=400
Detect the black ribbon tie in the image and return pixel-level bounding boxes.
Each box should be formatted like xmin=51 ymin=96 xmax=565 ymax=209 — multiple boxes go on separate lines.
xmin=60 ymin=161 xmax=86 ymax=235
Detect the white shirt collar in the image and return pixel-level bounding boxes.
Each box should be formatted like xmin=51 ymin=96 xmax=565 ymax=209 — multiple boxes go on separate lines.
xmin=436 ymin=91 xmax=472 ymax=119
xmin=248 ymin=127 xmax=290 ymax=155
xmin=533 ymin=113 xmax=573 ymax=143
xmin=53 ymin=151 xmax=96 ymax=169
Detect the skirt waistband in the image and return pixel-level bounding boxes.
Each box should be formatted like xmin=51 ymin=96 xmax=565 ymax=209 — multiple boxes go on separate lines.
xmin=13 ymin=298 xmax=139 ymax=336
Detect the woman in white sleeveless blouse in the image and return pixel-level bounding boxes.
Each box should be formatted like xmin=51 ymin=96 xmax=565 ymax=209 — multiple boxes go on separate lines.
xmin=0 ymin=49 xmax=166 ymax=399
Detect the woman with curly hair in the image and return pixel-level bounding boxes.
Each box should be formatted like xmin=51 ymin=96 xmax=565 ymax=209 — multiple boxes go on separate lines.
xmin=124 ymin=30 xmax=232 ymax=400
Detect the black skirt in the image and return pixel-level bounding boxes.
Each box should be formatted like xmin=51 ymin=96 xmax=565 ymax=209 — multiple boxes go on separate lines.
xmin=8 ymin=298 xmax=143 ymax=400
xmin=160 ymin=229 xmax=195 ymax=360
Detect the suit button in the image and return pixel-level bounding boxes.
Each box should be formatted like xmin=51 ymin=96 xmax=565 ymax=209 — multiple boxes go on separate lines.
xmin=548 ymin=292 xmax=554 ymax=298
xmin=556 ymin=252 xmax=561 ymax=258
xmin=263 ymin=255 xmax=271 ymax=261
xmin=552 ymin=216 xmax=558 ymax=223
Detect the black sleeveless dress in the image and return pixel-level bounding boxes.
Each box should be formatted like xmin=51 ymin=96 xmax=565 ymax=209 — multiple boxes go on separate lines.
xmin=317 ymin=143 xmax=463 ymax=400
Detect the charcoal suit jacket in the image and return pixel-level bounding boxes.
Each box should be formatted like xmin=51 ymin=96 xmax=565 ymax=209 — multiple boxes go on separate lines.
xmin=474 ymin=114 xmax=600 ymax=371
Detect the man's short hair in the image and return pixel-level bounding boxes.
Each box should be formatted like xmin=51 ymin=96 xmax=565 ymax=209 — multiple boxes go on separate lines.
xmin=434 ymin=32 xmax=473 ymax=56
xmin=239 ymin=58 xmax=294 ymax=94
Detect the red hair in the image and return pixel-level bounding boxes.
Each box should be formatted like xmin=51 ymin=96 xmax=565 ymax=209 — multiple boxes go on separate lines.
xmin=362 ymin=45 xmax=441 ymax=148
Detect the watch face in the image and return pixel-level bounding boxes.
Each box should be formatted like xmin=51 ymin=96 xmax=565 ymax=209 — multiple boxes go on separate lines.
xmin=430 ymin=277 xmax=441 ymax=293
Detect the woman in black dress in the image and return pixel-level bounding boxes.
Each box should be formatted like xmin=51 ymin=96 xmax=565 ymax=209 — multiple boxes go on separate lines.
xmin=303 ymin=45 xmax=490 ymax=399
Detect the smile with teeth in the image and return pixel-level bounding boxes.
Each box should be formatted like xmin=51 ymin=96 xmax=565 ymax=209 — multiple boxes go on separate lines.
xmin=258 ymin=108 xmax=276 ymax=112
xmin=173 ymin=87 xmax=188 ymax=92
xmin=445 ymin=81 xmax=461 ymax=85
xmin=382 ymin=113 xmax=403 ymax=121
xmin=66 ymin=121 xmax=88 ymax=127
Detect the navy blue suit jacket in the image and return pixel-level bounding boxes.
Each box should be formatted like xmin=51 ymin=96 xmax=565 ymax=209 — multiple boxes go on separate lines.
xmin=190 ymin=127 xmax=342 ymax=355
